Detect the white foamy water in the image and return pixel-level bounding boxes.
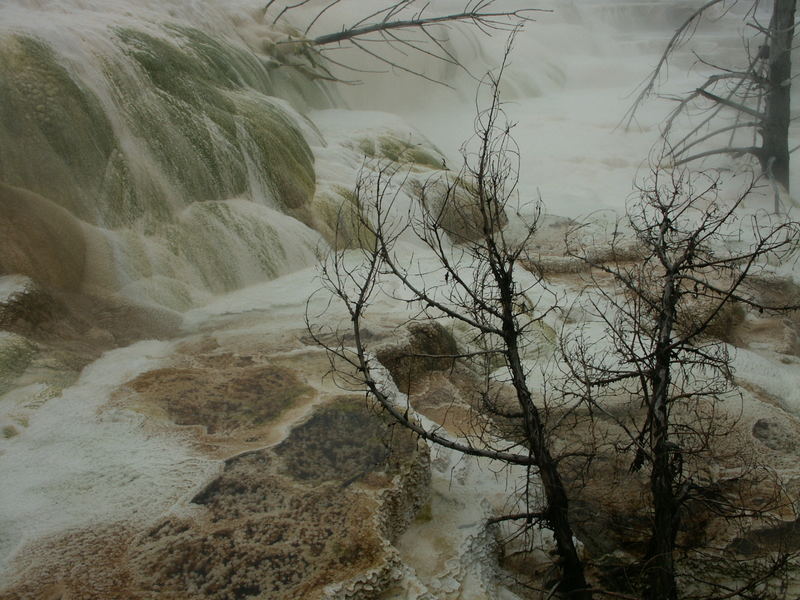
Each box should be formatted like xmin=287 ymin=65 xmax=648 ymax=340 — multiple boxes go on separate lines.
xmin=0 ymin=341 xmax=219 ymax=575
xmin=1 ymin=0 xmax=799 ymax=596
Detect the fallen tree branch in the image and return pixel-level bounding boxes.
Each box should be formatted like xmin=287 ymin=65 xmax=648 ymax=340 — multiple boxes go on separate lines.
xmin=309 ymin=8 xmax=542 ymax=46
xmin=487 ymin=511 xmax=546 ymax=525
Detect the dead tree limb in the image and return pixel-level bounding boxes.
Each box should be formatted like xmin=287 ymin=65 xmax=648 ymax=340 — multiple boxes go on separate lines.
xmin=310 ymin=44 xmax=592 ymax=599
xmin=562 ymin=158 xmax=800 ymax=600
xmin=265 ymin=1 xmax=547 ymax=85
xmin=309 ymin=8 xmax=541 ymax=46
xmin=623 ymin=0 xmax=797 ymax=197
xmin=621 ymin=0 xmax=728 ymax=130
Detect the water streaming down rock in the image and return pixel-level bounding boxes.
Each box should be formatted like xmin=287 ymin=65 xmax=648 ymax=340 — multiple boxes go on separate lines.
xmin=3 ymin=1 xmax=800 ymax=598
xmin=0 ymin=3 xmax=467 ymax=596
xmin=0 ymin=0 xmax=729 ymax=310
xmin=0 ymin=0 xmax=341 ymax=311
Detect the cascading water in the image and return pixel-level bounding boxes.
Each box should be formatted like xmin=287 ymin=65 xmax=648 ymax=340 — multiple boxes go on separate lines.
xmin=0 ymin=0 xmax=337 ymax=310
xmin=0 ymin=0 xmax=764 ymax=308
xmin=1 ymin=1 xmax=799 ymax=599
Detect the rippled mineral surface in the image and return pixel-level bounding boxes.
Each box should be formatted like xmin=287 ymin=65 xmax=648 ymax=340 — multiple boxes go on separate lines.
xmin=2 ymin=1 xmax=800 ymax=599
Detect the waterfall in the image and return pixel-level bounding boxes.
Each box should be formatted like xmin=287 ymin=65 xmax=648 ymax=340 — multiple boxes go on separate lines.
xmin=1 ymin=0 xmax=748 ymax=310
xmin=0 ymin=0 xmax=337 ymax=310
xmin=3 ymin=2 xmax=798 ymax=598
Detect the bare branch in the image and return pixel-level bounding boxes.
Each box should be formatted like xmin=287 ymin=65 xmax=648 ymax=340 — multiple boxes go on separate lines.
xmin=695 ymin=88 xmax=767 ymax=119
xmin=621 ymin=0 xmax=728 ymax=130
xmin=309 ymin=8 xmax=542 ymax=46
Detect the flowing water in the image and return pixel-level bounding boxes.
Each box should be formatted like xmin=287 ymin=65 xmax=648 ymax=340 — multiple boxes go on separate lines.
xmin=0 ymin=1 xmax=798 ymax=597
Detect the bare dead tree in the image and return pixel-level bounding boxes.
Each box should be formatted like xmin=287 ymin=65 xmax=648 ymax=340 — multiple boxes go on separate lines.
xmin=308 ymin=50 xmax=593 ymax=598
xmin=263 ymin=0 xmax=546 ymax=86
xmin=561 ymin=159 xmax=800 ymax=600
xmin=623 ymin=0 xmax=796 ymax=201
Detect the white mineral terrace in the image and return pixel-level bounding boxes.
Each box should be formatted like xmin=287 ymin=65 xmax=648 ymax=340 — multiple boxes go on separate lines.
xmin=0 ymin=0 xmax=798 ymax=598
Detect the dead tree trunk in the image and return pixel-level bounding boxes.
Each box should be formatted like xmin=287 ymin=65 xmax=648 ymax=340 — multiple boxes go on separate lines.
xmin=501 ymin=297 xmax=591 ymax=600
xmin=644 ymin=272 xmax=680 ymax=600
xmin=625 ymin=0 xmax=797 ymax=197
xmin=312 ymin=50 xmax=593 ymax=598
xmin=761 ymin=0 xmax=796 ymax=191
xmin=563 ymin=163 xmax=800 ymax=599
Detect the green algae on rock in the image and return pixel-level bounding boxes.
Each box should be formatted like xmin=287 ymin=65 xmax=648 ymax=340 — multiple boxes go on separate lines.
xmin=114 ymin=26 xmax=316 ymax=215
xmin=0 ymin=35 xmax=117 ymax=224
xmin=0 ymin=24 xmax=327 ymax=307
xmin=0 ymin=332 xmax=37 ymax=394
xmin=356 ymin=133 xmax=444 ymax=171
xmin=308 ymin=185 xmax=377 ymax=250
xmin=412 ymin=174 xmax=509 ymax=243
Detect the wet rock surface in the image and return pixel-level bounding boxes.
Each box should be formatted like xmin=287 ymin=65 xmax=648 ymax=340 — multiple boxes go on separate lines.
xmin=127 ymin=397 xmax=428 ymax=600
xmin=0 ymin=358 xmax=429 ymax=600
xmin=127 ymin=361 xmax=314 ymax=435
xmin=375 ymin=322 xmax=458 ymax=395
xmin=752 ymin=417 xmax=800 ymax=453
